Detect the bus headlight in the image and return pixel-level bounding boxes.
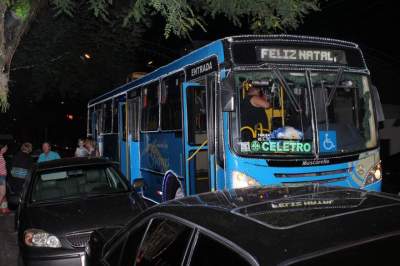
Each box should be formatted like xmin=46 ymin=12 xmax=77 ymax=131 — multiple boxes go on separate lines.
xmin=232 ymin=171 xmax=260 ymax=189
xmin=363 ymin=162 xmax=382 ymax=187
xmin=24 ymin=229 xmax=62 ymax=248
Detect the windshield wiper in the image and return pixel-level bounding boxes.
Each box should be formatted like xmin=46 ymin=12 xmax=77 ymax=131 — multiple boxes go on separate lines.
xmin=270 ymin=64 xmax=302 ymax=112
xmin=325 ymin=67 xmax=344 ymax=106
xmin=32 ymin=195 xmax=85 ymax=204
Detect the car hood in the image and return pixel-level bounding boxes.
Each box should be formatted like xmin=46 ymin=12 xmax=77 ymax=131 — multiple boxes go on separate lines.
xmin=25 ymin=193 xmax=138 ymax=235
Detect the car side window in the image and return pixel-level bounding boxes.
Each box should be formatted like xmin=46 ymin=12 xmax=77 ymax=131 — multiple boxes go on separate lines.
xmin=134 ymin=218 xmax=193 ymax=266
xmin=103 ymin=220 xmax=149 ymax=266
xmin=104 ymin=235 xmax=127 ymax=266
xmin=119 ymin=221 xmax=149 ymax=266
xmin=189 ymin=233 xmax=251 ymax=266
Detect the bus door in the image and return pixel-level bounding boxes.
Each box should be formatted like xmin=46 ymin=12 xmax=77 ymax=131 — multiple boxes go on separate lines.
xmin=183 ymin=83 xmax=212 ymax=194
xmin=118 ymin=102 xmax=129 ymax=179
xmin=127 ymin=96 xmax=140 ymax=182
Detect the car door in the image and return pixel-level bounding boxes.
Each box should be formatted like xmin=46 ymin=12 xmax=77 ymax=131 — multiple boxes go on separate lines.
xmin=103 ymin=216 xmax=194 ymax=266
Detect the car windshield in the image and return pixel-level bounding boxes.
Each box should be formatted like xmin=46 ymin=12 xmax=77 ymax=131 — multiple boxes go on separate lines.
xmin=31 ymin=165 xmax=129 ymax=202
xmin=231 ymin=70 xmax=377 ymax=157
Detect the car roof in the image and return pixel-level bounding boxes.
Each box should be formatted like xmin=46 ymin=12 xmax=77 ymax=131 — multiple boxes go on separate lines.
xmin=143 ymin=186 xmax=400 ymax=265
xmin=36 ymin=157 xmax=115 ymax=171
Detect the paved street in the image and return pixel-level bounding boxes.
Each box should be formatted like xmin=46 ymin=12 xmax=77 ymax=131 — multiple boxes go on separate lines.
xmin=0 ymin=212 xmax=18 ymax=266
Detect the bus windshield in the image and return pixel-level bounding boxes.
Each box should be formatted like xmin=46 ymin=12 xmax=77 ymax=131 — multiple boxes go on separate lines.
xmin=232 ymin=70 xmax=377 ymax=157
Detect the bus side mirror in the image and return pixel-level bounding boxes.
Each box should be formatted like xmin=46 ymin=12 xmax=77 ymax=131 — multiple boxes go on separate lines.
xmin=371 ymin=85 xmax=384 ymax=123
xmin=221 ymin=75 xmax=236 ymax=112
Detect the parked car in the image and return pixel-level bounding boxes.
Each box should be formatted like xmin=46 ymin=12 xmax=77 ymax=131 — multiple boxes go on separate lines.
xmin=87 ymin=185 xmax=400 ymax=266
xmin=16 ymin=157 xmax=150 ymax=266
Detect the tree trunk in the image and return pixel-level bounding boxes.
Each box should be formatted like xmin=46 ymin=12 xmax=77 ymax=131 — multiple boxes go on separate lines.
xmin=0 ymin=0 xmax=45 ymax=112
xmin=0 ymin=2 xmax=9 ymax=112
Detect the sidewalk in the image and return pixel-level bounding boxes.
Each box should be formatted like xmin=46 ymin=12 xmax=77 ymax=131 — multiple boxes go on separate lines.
xmin=0 ymin=212 xmax=18 ymax=266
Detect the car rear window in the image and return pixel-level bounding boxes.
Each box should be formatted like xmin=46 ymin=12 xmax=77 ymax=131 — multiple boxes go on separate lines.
xmin=31 ymin=165 xmax=129 ymax=202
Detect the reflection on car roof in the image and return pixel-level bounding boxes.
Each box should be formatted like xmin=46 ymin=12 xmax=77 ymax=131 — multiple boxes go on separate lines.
xmin=168 ymin=185 xmax=400 ymax=228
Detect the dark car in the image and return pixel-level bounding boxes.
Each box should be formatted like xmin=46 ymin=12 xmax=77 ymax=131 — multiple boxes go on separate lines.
xmin=87 ymin=185 xmax=400 ymax=266
xmin=16 ymin=157 xmax=149 ymax=266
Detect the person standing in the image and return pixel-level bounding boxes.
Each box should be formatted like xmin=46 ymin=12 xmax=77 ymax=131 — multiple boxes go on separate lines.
xmin=38 ymin=142 xmax=61 ymax=162
xmin=75 ymin=138 xmax=89 ymax=157
xmin=10 ymin=142 xmax=34 ymax=196
xmin=0 ymin=144 xmax=10 ymax=214
xmin=84 ymin=138 xmax=99 ymax=158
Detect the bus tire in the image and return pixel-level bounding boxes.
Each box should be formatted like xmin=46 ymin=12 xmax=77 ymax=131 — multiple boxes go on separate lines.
xmin=162 ymin=171 xmax=184 ymax=202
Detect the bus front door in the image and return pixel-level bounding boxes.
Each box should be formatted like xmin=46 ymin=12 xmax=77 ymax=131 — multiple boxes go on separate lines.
xmin=183 ymin=83 xmax=211 ymax=195
xmin=127 ymin=97 xmax=140 ymax=182
xmin=118 ymin=102 xmax=129 ymax=179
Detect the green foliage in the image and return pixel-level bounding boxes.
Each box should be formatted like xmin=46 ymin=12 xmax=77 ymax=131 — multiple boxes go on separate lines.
xmin=124 ymin=0 xmax=205 ymax=39
xmin=51 ymin=0 xmax=75 ymax=17
xmin=201 ymin=0 xmax=320 ymax=33
xmin=50 ymin=0 xmax=320 ymax=38
xmin=4 ymin=0 xmax=31 ymax=21
xmin=87 ymin=0 xmax=110 ymax=21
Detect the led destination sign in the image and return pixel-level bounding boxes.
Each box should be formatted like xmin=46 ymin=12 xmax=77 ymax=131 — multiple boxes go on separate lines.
xmin=256 ymin=47 xmax=347 ymax=64
xmin=245 ymin=140 xmax=313 ymax=154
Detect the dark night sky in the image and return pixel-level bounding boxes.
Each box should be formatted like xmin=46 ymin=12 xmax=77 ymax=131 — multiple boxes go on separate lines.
xmin=3 ymin=0 xmax=398 ymax=153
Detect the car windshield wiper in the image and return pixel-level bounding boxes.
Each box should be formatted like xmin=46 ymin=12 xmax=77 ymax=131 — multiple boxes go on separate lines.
xmin=31 ymin=195 xmax=85 ymax=205
xmin=86 ymin=190 xmax=129 ymax=198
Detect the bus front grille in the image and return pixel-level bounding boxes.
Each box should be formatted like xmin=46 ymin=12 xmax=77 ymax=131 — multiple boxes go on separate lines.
xmin=281 ymin=177 xmax=347 ymax=185
xmin=274 ymin=168 xmax=352 ymax=178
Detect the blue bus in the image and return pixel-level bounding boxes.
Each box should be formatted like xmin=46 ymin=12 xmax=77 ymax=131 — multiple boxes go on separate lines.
xmin=87 ymin=35 xmax=383 ymax=203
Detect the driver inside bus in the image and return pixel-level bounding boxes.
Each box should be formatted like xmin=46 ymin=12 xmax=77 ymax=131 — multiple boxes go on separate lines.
xmin=248 ymin=86 xmax=271 ymax=109
xmin=240 ymin=80 xmax=272 ymax=141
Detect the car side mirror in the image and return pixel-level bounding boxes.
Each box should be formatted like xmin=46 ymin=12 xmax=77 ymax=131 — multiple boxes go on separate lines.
xmin=133 ymin=179 xmax=144 ymax=190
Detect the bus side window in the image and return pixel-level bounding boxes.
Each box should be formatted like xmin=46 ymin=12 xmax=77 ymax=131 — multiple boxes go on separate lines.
xmin=112 ymin=98 xmax=119 ymax=133
xmin=88 ymin=107 xmax=94 ymax=136
xmin=141 ymin=82 xmax=160 ymax=132
xmin=161 ymin=72 xmax=184 ymax=130
xmin=187 ymin=86 xmax=207 ymax=145
xmin=95 ymin=105 xmax=103 ymax=134
xmin=102 ymin=100 xmax=112 ymax=133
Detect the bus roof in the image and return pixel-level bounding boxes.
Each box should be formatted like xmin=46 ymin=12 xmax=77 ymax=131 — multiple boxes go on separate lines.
xmin=88 ymin=39 xmax=225 ymax=105
xmin=88 ymin=35 xmax=364 ymax=106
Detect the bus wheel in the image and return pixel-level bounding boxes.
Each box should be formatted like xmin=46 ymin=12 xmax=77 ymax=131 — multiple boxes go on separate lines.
xmin=162 ymin=171 xmax=184 ymax=202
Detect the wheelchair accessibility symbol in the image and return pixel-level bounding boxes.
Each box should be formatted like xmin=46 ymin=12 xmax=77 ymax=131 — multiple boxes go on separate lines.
xmin=319 ymin=131 xmax=337 ymax=152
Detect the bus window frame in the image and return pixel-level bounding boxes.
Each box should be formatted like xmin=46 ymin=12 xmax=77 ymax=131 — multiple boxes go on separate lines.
xmin=87 ymin=106 xmax=94 ymax=136
xmin=160 ymin=71 xmax=185 ymax=132
xmin=112 ymin=97 xmax=119 ymax=133
xmin=95 ymin=104 xmax=104 ymax=134
xmin=140 ymin=80 xmax=161 ymax=133
xmin=128 ymin=96 xmax=140 ymax=142
xmin=102 ymin=99 xmax=113 ymax=134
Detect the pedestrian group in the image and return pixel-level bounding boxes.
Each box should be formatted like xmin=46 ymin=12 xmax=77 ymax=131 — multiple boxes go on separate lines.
xmin=0 ymin=137 xmax=99 ymax=214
